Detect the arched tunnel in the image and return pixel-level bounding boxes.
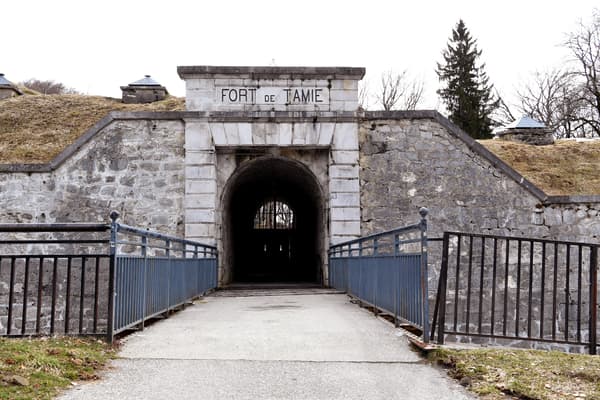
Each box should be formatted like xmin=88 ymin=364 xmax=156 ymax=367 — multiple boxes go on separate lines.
xmin=223 ymin=156 xmax=325 ymax=284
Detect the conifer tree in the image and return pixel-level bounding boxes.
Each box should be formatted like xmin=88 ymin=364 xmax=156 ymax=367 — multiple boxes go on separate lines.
xmin=437 ymin=20 xmax=499 ymax=139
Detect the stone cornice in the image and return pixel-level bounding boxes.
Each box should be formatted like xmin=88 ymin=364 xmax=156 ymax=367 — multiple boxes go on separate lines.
xmin=177 ymin=66 xmax=366 ymax=80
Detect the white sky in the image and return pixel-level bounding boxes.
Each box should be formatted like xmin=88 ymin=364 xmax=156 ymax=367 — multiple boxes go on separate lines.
xmin=1 ymin=0 xmax=597 ymax=111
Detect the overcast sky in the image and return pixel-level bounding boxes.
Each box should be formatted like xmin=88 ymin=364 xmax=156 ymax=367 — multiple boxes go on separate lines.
xmin=1 ymin=0 xmax=597 ymax=111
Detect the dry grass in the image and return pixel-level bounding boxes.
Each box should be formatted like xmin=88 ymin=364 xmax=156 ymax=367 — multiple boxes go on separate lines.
xmin=0 ymin=94 xmax=184 ymax=164
xmin=430 ymin=348 xmax=600 ymax=400
xmin=0 ymin=337 xmax=116 ymax=400
xmin=480 ymin=139 xmax=600 ymax=196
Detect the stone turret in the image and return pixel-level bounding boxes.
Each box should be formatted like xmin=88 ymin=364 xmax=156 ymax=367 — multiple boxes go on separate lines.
xmin=121 ymin=75 xmax=168 ymax=104
xmin=0 ymin=73 xmax=23 ymax=100
xmin=495 ymin=115 xmax=554 ymax=145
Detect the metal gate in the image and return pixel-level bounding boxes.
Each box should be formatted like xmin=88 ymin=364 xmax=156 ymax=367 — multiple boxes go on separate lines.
xmin=431 ymin=231 xmax=599 ymax=354
xmin=328 ymin=208 xmax=429 ymax=342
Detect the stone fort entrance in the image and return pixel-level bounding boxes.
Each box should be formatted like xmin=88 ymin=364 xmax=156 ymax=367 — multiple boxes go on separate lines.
xmin=177 ymin=66 xmax=365 ymax=286
xmin=223 ymin=155 xmax=325 ymax=283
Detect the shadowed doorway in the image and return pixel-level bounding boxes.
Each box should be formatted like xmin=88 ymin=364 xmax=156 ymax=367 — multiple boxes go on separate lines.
xmin=224 ymin=157 xmax=323 ymax=284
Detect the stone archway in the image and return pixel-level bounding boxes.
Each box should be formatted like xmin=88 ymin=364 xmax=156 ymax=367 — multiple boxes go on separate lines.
xmin=221 ymin=156 xmax=325 ymax=285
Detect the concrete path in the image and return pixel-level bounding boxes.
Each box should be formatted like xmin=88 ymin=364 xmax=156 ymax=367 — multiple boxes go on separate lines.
xmin=59 ymin=290 xmax=474 ymax=399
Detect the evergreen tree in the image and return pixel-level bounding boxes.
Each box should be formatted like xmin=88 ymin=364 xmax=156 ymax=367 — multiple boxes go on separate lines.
xmin=437 ymin=20 xmax=499 ymax=139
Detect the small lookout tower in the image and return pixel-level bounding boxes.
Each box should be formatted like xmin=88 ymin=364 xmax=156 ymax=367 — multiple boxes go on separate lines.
xmin=0 ymin=73 xmax=23 ymax=100
xmin=121 ymin=75 xmax=168 ymax=104
xmin=495 ymin=115 xmax=554 ymax=145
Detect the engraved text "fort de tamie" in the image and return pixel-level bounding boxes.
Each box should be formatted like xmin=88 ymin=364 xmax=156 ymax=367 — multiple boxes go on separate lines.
xmin=219 ymin=87 xmax=325 ymax=104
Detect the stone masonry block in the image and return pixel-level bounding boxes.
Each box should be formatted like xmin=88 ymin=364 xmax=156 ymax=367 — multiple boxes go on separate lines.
xmin=318 ymin=123 xmax=335 ymax=145
xmin=292 ymin=124 xmax=306 ymax=145
xmin=305 ymin=124 xmax=319 ymax=145
xmin=186 ymin=97 xmax=214 ymax=112
xmin=331 ymin=207 xmax=361 ymax=221
xmin=330 ymin=192 xmax=360 ymax=208
xmin=330 ymin=165 xmax=359 ymax=179
xmin=544 ymin=208 xmax=562 ymax=226
xmin=265 ymin=124 xmax=280 ymax=146
xmin=331 ymin=235 xmax=358 ymax=245
xmin=184 ymin=194 xmax=216 ymax=209
xmin=185 ymin=151 xmax=215 ymax=165
xmin=224 ymin=124 xmax=239 ymax=145
xmin=185 ymin=209 xmax=215 ymax=223
xmin=330 ymin=80 xmax=358 ymax=91
xmin=185 ymin=121 xmax=212 ymax=150
xmin=185 ymin=165 xmax=216 ymax=180
xmin=185 ymin=223 xmax=215 ymax=239
xmin=214 ymin=78 xmax=245 ymax=86
xmin=186 ymin=179 xmax=217 ymax=194
xmin=330 ymin=89 xmax=357 ymax=102
xmin=331 ymin=150 xmax=359 ymax=165
xmin=330 ymin=178 xmax=360 ymax=193
xmin=332 ymin=124 xmax=359 ymax=151
xmin=238 ymin=123 xmax=253 ymax=145
xmin=329 ymin=101 xmax=345 ymax=112
xmin=186 ymin=78 xmax=215 ymax=90
xmin=209 ymin=123 xmax=226 ymax=146
xmin=279 ymin=124 xmax=293 ymax=145
xmin=342 ymin=101 xmax=358 ymax=111
xmin=331 ymin=221 xmax=361 ymax=236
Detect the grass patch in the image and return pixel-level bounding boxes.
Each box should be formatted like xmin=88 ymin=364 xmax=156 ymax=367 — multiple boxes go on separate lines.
xmin=0 ymin=93 xmax=184 ymax=164
xmin=480 ymin=139 xmax=600 ymax=195
xmin=0 ymin=337 xmax=117 ymax=400
xmin=429 ymin=347 xmax=600 ymax=399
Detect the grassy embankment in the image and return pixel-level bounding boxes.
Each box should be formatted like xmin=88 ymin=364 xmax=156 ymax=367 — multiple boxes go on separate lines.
xmin=0 ymin=94 xmax=184 ymax=164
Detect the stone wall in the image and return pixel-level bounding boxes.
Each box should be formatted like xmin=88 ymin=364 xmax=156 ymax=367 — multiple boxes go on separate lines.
xmin=359 ymin=111 xmax=600 ymax=243
xmin=0 ymin=115 xmax=186 ymax=233
xmin=0 ymin=114 xmax=186 ymax=335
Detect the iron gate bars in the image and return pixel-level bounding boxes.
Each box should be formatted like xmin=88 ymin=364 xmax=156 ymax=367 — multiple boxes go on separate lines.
xmin=0 ymin=223 xmax=111 ymax=337
xmin=431 ymin=231 xmax=599 ymax=354
xmin=328 ymin=208 xmax=429 ymax=342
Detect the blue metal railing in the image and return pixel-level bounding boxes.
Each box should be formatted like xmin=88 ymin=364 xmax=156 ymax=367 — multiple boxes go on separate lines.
xmin=108 ymin=211 xmax=218 ymax=342
xmin=329 ymin=208 xmax=429 ymax=342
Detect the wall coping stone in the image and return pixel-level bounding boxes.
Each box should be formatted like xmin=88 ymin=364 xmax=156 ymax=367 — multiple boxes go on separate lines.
xmin=177 ymin=66 xmax=366 ymax=80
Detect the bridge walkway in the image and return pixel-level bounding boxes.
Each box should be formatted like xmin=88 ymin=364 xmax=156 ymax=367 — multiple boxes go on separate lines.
xmin=59 ymin=289 xmax=473 ymax=400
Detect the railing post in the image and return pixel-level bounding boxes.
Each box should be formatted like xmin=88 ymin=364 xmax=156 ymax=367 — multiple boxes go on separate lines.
xmin=419 ymin=207 xmax=429 ymax=343
xmin=394 ymin=234 xmax=400 ymax=327
xmin=166 ymin=239 xmax=171 ymax=315
xmin=590 ymin=245 xmax=598 ymax=355
xmin=434 ymin=232 xmax=450 ymax=344
xmin=106 ymin=210 xmax=119 ymax=344
xmin=194 ymin=245 xmax=199 ymax=295
xmin=140 ymin=235 xmax=147 ymax=331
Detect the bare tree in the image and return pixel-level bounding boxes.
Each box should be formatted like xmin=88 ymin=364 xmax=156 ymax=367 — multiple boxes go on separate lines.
xmin=375 ymin=70 xmax=424 ymax=111
xmin=358 ymin=79 xmax=370 ymax=110
xmin=565 ymin=9 xmax=600 ymax=136
xmin=19 ymin=79 xmax=80 ymax=95
xmin=516 ymin=69 xmax=586 ymax=137
xmin=491 ymin=89 xmax=516 ymax=128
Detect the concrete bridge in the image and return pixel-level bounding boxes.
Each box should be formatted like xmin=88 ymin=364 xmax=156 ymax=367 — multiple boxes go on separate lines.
xmin=59 ymin=288 xmax=473 ymax=400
